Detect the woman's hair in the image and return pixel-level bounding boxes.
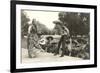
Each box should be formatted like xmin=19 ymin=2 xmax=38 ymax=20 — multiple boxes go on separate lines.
xmin=28 ymin=19 xmax=37 ymax=33
xmin=32 ymin=19 xmax=37 ymax=33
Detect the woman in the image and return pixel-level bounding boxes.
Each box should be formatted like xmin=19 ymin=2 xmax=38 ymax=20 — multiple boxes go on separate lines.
xmin=27 ymin=19 xmax=43 ymax=58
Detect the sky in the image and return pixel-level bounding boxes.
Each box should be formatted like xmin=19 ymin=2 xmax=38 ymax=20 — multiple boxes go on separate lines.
xmin=24 ymin=10 xmax=59 ymax=30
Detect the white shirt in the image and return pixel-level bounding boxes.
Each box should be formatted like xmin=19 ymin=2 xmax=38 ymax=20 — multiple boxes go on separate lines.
xmin=28 ymin=25 xmax=33 ymax=34
xmin=62 ymin=26 xmax=69 ymax=35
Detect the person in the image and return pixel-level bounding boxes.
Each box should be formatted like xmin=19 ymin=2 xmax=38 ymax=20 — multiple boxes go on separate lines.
xmin=51 ymin=42 xmax=58 ymax=53
xmin=45 ymin=36 xmax=54 ymax=53
xmin=54 ymin=25 xmax=70 ymax=57
xmin=77 ymin=40 xmax=90 ymax=59
xmin=39 ymin=35 xmax=47 ymax=51
xmin=27 ymin=19 xmax=44 ymax=58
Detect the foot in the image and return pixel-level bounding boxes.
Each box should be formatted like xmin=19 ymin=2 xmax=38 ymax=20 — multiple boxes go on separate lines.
xmin=60 ymin=55 xmax=64 ymax=57
xmin=54 ymin=53 xmax=58 ymax=56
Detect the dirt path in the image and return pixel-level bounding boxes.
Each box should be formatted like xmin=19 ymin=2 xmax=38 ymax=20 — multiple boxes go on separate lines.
xmin=22 ymin=48 xmax=82 ymax=63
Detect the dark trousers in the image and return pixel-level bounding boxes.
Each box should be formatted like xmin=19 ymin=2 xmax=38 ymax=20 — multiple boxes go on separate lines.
xmin=55 ymin=35 xmax=67 ymax=56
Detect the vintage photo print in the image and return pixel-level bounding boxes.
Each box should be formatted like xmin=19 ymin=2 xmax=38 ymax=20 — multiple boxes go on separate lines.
xmin=21 ymin=10 xmax=90 ymax=62
xmin=14 ymin=2 xmax=96 ymax=70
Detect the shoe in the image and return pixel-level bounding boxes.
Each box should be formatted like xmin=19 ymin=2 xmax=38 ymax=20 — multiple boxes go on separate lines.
xmin=54 ymin=53 xmax=58 ymax=56
xmin=60 ymin=55 xmax=64 ymax=57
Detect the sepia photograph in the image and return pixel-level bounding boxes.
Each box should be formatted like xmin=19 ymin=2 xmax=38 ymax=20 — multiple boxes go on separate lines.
xmin=21 ymin=10 xmax=90 ymax=63
xmin=11 ymin=1 xmax=97 ymax=72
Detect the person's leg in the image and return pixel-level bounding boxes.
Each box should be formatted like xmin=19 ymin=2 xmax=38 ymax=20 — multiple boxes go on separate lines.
xmin=60 ymin=46 xmax=66 ymax=57
xmin=28 ymin=41 xmax=33 ymax=58
xmin=28 ymin=37 xmax=36 ymax=58
xmin=27 ymin=37 xmax=29 ymax=50
xmin=65 ymin=46 xmax=69 ymax=55
xmin=60 ymin=36 xmax=66 ymax=57
xmin=54 ymin=37 xmax=62 ymax=56
xmin=27 ymin=35 xmax=32 ymax=58
xmin=47 ymin=47 xmax=50 ymax=53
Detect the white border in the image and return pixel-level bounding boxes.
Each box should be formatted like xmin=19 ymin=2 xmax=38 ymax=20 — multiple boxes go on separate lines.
xmin=16 ymin=5 xmax=94 ymax=69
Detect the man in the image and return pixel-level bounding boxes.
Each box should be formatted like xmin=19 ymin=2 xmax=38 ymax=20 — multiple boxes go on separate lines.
xmin=27 ymin=19 xmax=43 ymax=58
xmin=46 ymin=36 xmax=54 ymax=53
xmin=54 ymin=25 xmax=70 ymax=57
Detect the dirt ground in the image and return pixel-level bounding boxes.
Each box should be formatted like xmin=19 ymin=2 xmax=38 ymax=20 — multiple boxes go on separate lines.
xmin=22 ymin=48 xmax=82 ymax=63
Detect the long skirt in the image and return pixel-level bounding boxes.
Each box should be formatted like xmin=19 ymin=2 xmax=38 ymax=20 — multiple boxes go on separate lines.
xmin=27 ymin=34 xmax=38 ymax=58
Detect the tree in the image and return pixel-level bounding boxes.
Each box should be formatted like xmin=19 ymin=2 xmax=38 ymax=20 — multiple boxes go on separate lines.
xmin=55 ymin=12 xmax=90 ymax=36
xmin=36 ymin=21 xmax=51 ymax=35
xmin=21 ymin=11 xmax=50 ymax=37
xmin=80 ymin=13 xmax=90 ymax=35
xmin=21 ymin=11 xmax=30 ymax=37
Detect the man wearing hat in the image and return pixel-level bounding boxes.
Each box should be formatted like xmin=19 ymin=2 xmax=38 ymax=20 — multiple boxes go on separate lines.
xmin=54 ymin=24 xmax=70 ymax=57
xmin=46 ymin=36 xmax=54 ymax=53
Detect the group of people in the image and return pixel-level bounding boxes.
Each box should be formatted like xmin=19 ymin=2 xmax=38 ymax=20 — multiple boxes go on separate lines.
xmin=41 ymin=35 xmax=90 ymax=59
xmin=27 ymin=19 xmax=90 ymax=59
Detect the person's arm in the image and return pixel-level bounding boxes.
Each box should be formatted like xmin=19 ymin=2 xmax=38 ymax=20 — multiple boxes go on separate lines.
xmin=28 ymin=25 xmax=32 ymax=34
xmin=33 ymin=40 xmax=44 ymax=52
xmin=62 ymin=25 xmax=70 ymax=35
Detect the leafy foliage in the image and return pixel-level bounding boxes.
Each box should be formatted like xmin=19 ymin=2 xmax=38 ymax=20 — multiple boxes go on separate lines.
xmin=36 ymin=21 xmax=50 ymax=35
xmin=21 ymin=11 xmax=51 ymax=37
xmin=21 ymin=11 xmax=30 ymax=37
xmin=53 ymin=12 xmax=90 ymax=36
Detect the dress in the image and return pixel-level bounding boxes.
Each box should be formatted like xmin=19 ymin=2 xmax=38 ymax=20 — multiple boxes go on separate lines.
xmin=27 ymin=25 xmax=42 ymax=58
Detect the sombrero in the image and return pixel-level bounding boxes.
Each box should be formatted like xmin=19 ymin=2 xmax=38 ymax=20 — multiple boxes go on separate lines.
xmin=77 ymin=39 xmax=87 ymax=44
xmin=46 ymin=36 xmax=54 ymax=40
